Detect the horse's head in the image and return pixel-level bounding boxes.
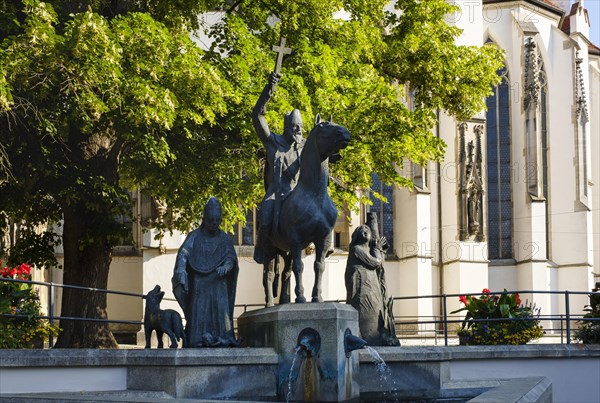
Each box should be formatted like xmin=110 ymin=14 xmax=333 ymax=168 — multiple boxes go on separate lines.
xmin=311 ymin=114 xmax=351 ymax=162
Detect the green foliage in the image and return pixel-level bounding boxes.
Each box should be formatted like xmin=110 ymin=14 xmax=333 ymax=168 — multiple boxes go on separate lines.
xmin=0 ymin=0 xmax=503 ymax=260
xmin=0 ymin=262 xmax=61 ymax=348
xmin=384 ymin=0 xmax=503 ymax=121
xmin=574 ymin=285 xmax=600 ymax=344
xmin=453 ymin=288 xmax=543 ymax=345
xmin=0 ymin=64 xmax=12 ymax=110
xmin=0 ymin=189 xmax=62 ymax=269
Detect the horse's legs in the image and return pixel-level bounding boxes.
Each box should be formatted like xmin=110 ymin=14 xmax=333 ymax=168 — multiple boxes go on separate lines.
xmin=291 ymin=247 xmax=306 ymax=303
xmin=165 ymin=329 xmax=178 ymax=349
xmin=156 ymin=330 xmax=164 ymax=349
xmin=279 ymin=253 xmax=292 ymax=304
xmin=311 ymin=238 xmax=330 ymax=302
xmin=144 ymin=323 xmax=152 ymax=349
xmin=262 ymin=258 xmax=275 ymax=307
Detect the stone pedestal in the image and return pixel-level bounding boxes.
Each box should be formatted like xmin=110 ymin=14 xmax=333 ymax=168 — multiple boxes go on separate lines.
xmin=237 ymin=302 xmax=360 ymax=402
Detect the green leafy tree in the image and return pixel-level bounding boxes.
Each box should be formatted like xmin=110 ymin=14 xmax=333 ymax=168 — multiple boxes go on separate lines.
xmin=0 ymin=0 xmax=503 ymax=347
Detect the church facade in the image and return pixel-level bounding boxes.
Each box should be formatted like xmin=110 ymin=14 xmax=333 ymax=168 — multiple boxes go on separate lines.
xmin=17 ymin=0 xmax=599 ymax=340
xmin=383 ymin=0 xmax=600 ymax=330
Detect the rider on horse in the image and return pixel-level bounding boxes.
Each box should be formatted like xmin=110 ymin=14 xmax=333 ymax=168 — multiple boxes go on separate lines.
xmin=252 ymin=72 xmax=305 ymax=266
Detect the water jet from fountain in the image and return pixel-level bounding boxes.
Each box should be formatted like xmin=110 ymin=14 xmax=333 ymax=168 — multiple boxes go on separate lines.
xmin=286 ymin=346 xmax=302 ymax=403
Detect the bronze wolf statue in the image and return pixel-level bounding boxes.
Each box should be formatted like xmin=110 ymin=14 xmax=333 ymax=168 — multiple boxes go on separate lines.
xmin=144 ymin=284 xmax=186 ymax=348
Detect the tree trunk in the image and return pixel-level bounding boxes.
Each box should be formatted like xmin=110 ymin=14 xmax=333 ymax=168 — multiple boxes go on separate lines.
xmin=54 ymin=207 xmax=118 ymax=348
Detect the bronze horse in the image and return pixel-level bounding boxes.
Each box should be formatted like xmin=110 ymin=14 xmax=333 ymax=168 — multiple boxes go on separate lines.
xmin=264 ymin=115 xmax=350 ymax=303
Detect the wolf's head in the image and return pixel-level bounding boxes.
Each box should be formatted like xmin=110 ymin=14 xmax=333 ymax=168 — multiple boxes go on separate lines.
xmin=145 ymin=284 xmax=165 ymax=307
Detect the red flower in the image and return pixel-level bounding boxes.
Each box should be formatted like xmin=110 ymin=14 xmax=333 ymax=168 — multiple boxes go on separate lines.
xmin=515 ymin=293 xmax=521 ymax=305
xmin=459 ymin=295 xmax=467 ymax=305
xmin=8 ymin=267 xmax=17 ymax=277
xmin=19 ymin=263 xmax=31 ymax=277
xmin=482 ymin=288 xmax=491 ymax=294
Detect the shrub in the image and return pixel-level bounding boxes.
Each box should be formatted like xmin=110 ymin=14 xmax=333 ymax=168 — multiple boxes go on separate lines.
xmin=574 ymin=283 xmax=600 ymax=344
xmin=0 ymin=261 xmax=60 ymax=348
xmin=452 ymin=288 xmax=543 ymax=345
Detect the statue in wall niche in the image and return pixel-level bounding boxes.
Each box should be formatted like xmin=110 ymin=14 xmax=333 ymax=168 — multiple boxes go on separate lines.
xmin=468 ymin=187 xmax=481 ymax=234
xmin=459 ymin=124 xmax=485 ymax=242
xmin=172 ymin=197 xmax=240 ymax=347
xmin=345 ymin=213 xmax=400 ymax=346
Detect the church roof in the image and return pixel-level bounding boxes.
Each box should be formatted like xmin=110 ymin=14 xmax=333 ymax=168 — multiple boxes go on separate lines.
xmin=483 ymin=0 xmax=564 ymax=16
xmin=485 ymin=1 xmax=599 ymax=54
xmin=560 ymin=10 xmax=571 ymax=33
xmin=558 ymin=1 xmax=599 ymax=53
xmin=538 ymin=0 xmax=561 ymax=8
xmin=559 ymin=2 xmax=584 ymax=34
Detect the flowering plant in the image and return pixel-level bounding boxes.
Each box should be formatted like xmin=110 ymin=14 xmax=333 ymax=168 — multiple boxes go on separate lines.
xmin=0 ymin=261 xmax=60 ymax=348
xmin=452 ymin=288 xmax=543 ymax=345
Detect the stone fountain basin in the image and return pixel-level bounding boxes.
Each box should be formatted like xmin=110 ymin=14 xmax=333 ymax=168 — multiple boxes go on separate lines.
xmin=2 ymin=344 xmax=599 ymax=402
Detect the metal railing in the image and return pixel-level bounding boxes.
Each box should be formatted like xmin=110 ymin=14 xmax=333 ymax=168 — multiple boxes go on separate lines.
xmin=391 ymin=289 xmax=600 ymax=346
xmin=1 ymin=277 xmax=598 ymax=348
xmin=1 ymin=277 xmax=146 ymax=347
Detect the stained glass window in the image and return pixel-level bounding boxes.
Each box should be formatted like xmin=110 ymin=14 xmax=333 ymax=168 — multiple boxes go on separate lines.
xmin=232 ymin=209 xmax=255 ymax=246
xmin=486 ymin=67 xmax=513 ymax=260
xmin=370 ymin=173 xmax=394 ymax=256
xmin=241 ymin=209 xmax=255 ymax=245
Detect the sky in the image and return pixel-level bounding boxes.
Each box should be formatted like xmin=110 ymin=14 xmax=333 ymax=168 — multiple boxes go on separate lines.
xmin=586 ymin=0 xmax=600 ymax=45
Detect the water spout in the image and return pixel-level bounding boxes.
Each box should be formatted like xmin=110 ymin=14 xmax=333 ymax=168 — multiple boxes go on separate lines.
xmin=344 ymin=328 xmax=367 ymax=358
xmin=296 ymin=327 xmax=321 ymax=358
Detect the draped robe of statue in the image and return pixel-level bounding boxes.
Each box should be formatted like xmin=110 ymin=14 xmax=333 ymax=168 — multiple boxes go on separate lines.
xmin=344 ymin=225 xmax=386 ymax=346
xmin=173 ymin=225 xmax=239 ymax=347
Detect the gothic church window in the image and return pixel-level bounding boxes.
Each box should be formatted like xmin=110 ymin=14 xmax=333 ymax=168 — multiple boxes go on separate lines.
xmin=486 ymin=67 xmax=513 ymax=260
xmin=370 ymin=173 xmax=394 ymax=256
xmin=232 ymin=208 xmax=256 ymax=246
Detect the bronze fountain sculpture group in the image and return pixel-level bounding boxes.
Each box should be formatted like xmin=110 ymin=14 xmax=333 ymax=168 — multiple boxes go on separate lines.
xmin=143 ymin=39 xmax=398 ymax=348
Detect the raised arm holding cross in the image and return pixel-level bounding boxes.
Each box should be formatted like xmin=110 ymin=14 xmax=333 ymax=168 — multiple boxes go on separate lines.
xmin=252 ymin=37 xmax=294 ymax=144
